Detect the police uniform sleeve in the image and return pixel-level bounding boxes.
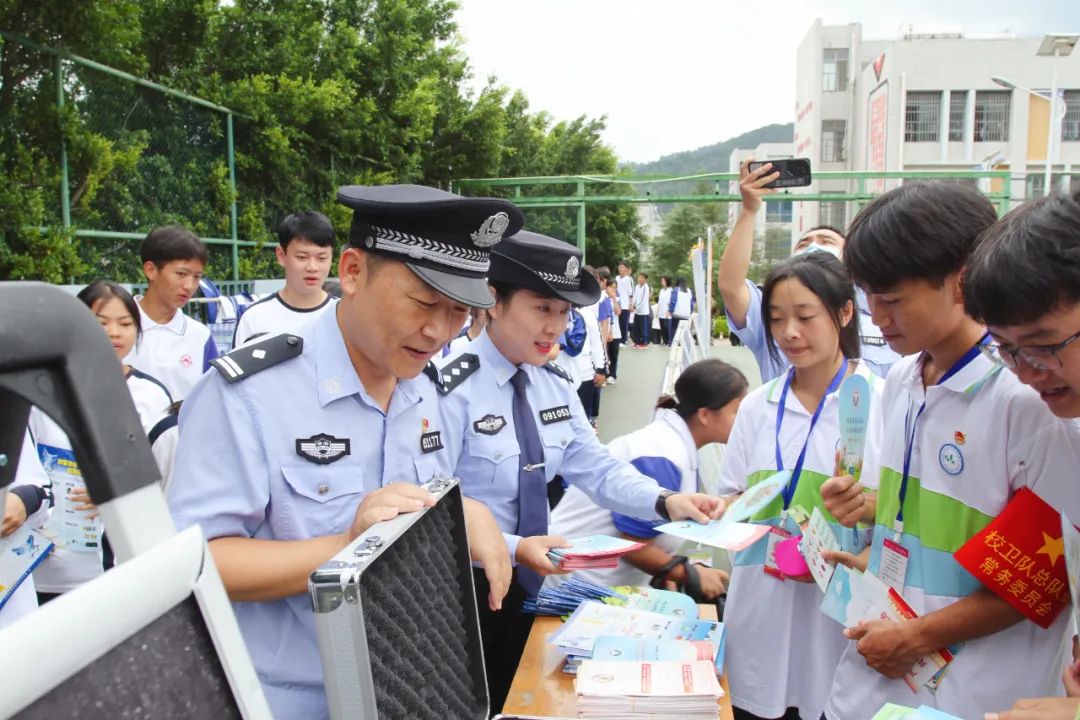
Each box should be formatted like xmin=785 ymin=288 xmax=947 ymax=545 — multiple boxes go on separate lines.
xmin=167 ymin=370 xmax=269 ymax=540
xmin=610 ymin=456 xmax=682 ymax=539
xmin=557 ymin=400 xmax=662 ymax=521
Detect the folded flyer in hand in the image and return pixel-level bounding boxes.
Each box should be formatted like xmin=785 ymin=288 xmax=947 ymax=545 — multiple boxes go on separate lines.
xmin=0 ymin=527 xmax=54 ymax=610
xmin=656 ymin=519 xmax=770 ymax=551
xmin=548 ymin=535 xmax=645 ymax=570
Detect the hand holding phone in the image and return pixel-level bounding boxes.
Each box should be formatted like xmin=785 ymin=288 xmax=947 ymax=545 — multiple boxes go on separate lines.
xmin=746 ymin=158 xmax=812 ymax=189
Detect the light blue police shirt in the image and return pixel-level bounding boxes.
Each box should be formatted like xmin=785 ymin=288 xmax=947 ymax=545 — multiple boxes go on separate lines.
xmin=725 ymin=278 xmax=899 ymax=382
xmin=167 ymin=307 xmax=453 ymax=720
xmin=437 ymin=329 xmax=663 ymax=561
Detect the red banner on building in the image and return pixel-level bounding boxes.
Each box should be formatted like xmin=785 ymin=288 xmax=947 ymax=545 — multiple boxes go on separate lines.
xmin=954 ymin=487 xmax=1069 ymax=629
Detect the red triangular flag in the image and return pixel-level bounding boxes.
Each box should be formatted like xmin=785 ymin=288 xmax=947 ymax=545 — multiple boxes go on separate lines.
xmin=954 ymin=487 xmax=1070 ymax=629
xmin=873 ymin=54 xmax=886 ymax=82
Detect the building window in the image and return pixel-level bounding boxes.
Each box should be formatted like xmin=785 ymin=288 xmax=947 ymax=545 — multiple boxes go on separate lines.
xmin=905 ymin=91 xmax=941 ymax=142
xmin=974 ymin=90 xmax=1010 ymax=142
xmin=1064 ymin=90 xmax=1080 ymax=142
xmin=1028 ymin=172 xmax=1045 ymax=198
xmin=820 ymin=199 xmax=847 ymax=230
xmin=821 ymin=120 xmax=847 ymax=162
xmin=766 ymin=200 xmax=793 ymax=224
xmin=822 ymin=48 xmax=849 ymax=92
xmin=949 ymin=91 xmax=967 ymax=141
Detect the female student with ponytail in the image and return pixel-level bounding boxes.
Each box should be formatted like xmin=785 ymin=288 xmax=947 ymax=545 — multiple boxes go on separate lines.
xmin=716 ymin=251 xmax=883 ymax=720
xmin=548 ymin=358 xmax=749 ymax=599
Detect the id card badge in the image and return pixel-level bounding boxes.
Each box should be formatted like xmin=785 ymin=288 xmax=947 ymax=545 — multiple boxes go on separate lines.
xmin=879 ymin=537 xmax=910 ymax=593
xmin=764 ymin=526 xmax=793 ymax=580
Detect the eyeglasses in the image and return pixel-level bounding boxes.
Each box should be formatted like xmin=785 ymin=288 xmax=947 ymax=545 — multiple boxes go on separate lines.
xmin=980 ymin=329 xmax=1080 ymax=371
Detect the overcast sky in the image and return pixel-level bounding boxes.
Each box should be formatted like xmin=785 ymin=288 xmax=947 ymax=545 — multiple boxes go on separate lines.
xmin=455 ymin=0 xmax=1080 ymax=163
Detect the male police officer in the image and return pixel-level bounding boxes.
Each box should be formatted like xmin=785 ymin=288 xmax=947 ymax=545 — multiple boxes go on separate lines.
xmin=168 ymin=185 xmax=522 ymax=718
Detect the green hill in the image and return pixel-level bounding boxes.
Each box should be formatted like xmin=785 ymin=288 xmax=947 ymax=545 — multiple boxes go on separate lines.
xmin=625 ymin=123 xmax=795 ymax=176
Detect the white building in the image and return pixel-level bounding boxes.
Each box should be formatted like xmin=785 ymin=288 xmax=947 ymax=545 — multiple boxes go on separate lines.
xmin=792 ymin=20 xmax=1080 ymax=239
xmin=727 ymin=142 xmax=796 ymax=261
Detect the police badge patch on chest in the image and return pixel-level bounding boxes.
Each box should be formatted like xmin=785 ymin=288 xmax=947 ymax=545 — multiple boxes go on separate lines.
xmin=296 ymin=433 xmax=351 ymax=465
xmin=473 ymin=414 xmax=507 ymax=436
xmin=539 ymin=405 xmax=572 ymax=425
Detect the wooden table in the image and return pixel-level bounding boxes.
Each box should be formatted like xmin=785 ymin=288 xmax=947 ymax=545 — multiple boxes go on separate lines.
xmin=501 ymin=605 xmax=734 ymax=719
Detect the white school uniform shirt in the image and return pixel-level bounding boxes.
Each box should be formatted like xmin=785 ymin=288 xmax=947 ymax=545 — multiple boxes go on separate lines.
xmin=823 ymin=353 xmax=1080 ymax=720
xmin=0 ymin=431 xmax=52 ymax=630
xmin=657 ymin=287 xmax=673 ymax=318
xmin=30 ymin=369 xmax=172 ymax=594
xmin=545 ymin=409 xmax=698 ymax=589
xmin=571 ymin=302 xmax=607 ymax=383
xmin=231 ymin=291 xmax=336 ymax=348
xmin=717 ymin=360 xmax=883 ymax=720
xmin=615 ymin=275 xmax=633 ymax=310
xmin=124 ymin=302 xmax=217 ymax=401
xmin=632 ymin=283 xmax=651 ymax=316
xmin=672 ymin=289 xmax=693 ymax=319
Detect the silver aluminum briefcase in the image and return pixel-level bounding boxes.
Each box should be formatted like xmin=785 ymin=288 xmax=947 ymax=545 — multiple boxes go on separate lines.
xmin=311 ymin=476 xmax=488 ymax=720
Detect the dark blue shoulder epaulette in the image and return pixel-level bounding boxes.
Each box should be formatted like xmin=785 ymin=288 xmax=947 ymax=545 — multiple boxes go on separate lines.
xmin=210 ymin=333 xmax=303 ymax=384
xmin=425 ymin=353 xmax=480 ymax=396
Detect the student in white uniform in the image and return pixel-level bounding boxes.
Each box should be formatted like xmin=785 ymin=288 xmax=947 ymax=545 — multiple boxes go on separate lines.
xmin=718 ymin=159 xmax=900 ymax=382
xmin=615 ymin=261 xmax=633 ymax=345
xmin=232 ymin=211 xmax=337 ymax=347
xmin=1 ymin=431 xmax=52 ymax=629
xmin=32 ymin=281 xmax=173 ymax=602
xmin=717 ymin=251 xmax=882 ymax=720
xmin=547 ymin=358 xmax=747 ymax=597
xmin=670 ymin=277 xmax=694 ymax=338
xmin=958 ymin=189 xmax=1080 ymax=720
xmin=657 ymin=276 xmax=673 ymax=345
xmin=631 ymin=272 xmax=651 ymax=347
xmin=124 ymin=225 xmax=218 ymax=400
xmin=818 ymin=183 xmax=1080 ymax=720
xmin=600 ymin=267 xmax=622 ymax=384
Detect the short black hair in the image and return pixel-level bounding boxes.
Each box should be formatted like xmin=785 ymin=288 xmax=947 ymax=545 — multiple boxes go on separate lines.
xmin=637 ymin=272 xmax=648 ymax=280
xmin=964 ymin=188 xmax=1080 ymax=326
xmin=77 ymin=280 xmax=142 ymax=338
xmin=278 ymin=211 xmax=335 ymax=250
xmin=844 ymin=182 xmax=998 ymax=292
xmin=762 ymin=251 xmax=860 ymax=365
xmin=140 ymin=225 xmax=209 ymax=266
xmin=618 ymin=261 xmax=630 ymax=269
xmin=656 ymin=358 xmax=748 ymax=419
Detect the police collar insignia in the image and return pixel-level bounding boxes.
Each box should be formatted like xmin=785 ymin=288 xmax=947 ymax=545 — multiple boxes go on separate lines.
xmin=539 ymin=405 xmax=572 ymax=425
xmin=565 ymin=256 xmax=580 ymax=281
xmin=296 ymin=433 xmax=351 ymax=465
xmin=471 ymin=212 xmax=509 ymax=247
xmin=473 ymin=414 xmax=506 ymax=436
xmin=421 ymin=430 xmax=444 ymax=453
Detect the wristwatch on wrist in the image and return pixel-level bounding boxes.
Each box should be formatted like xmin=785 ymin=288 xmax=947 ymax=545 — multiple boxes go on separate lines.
xmin=655 ymin=490 xmax=679 ymax=521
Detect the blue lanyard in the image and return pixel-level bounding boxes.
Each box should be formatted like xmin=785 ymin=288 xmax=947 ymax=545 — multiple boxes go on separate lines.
xmin=775 ymin=359 xmax=849 ymax=510
xmin=895 ymin=333 xmax=990 ymax=531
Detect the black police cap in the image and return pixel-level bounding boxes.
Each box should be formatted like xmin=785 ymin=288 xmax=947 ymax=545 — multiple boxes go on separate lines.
xmin=489 ymin=230 xmax=601 ymax=307
xmin=337 ymin=184 xmax=525 ymax=308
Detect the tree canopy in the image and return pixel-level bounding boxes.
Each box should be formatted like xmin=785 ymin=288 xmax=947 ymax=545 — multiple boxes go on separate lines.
xmin=0 ymin=0 xmax=643 ymax=282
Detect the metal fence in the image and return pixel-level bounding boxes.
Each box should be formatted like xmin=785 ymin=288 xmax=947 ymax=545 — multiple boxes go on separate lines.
xmin=1 ymin=31 xmax=257 ymax=281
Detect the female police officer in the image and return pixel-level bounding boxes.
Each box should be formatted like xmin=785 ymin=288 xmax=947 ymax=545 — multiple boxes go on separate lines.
xmin=435 ymin=229 xmax=726 ymax=713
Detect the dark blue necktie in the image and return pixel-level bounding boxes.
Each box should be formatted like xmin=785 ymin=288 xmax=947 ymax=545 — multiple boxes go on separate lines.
xmin=511 ymin=368 xmax=547 ymax=596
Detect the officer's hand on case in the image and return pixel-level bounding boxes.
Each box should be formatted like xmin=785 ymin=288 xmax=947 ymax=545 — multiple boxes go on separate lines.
xmin=2 ymin=492 xmax=28 ymax=538
xmin=348 ymin=483 xmax=436 ymax=542
xmin=515 ymin=535 xmax=570 ymax=576
xmin=666 ymin=493 xmax=727 ymax=524
xmin=462 ymin=498 xmax=512 ymax=611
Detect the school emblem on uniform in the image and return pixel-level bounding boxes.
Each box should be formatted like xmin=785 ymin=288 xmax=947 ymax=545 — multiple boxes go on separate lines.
xmin=296 ymin=433 xmax=351 ymax=465
xmin=939 ymin=442 xmax=964 ymax=476
xmin=420 ymin=430 xmax=444 ymax=453
xmin=954 ymin=430 xmax=966 ymax=446
xmin=471 ymin=212 xmax=509 ymax=247
xmin=539 ymin=405 xmax=572 ymax=425
xmin=180 ymin=354 xmax=193 ymax=368
xmin=473 ymin=414 xmax=507 ymax=436
xmin=565 ymin=256 xmax=580 ymax=280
